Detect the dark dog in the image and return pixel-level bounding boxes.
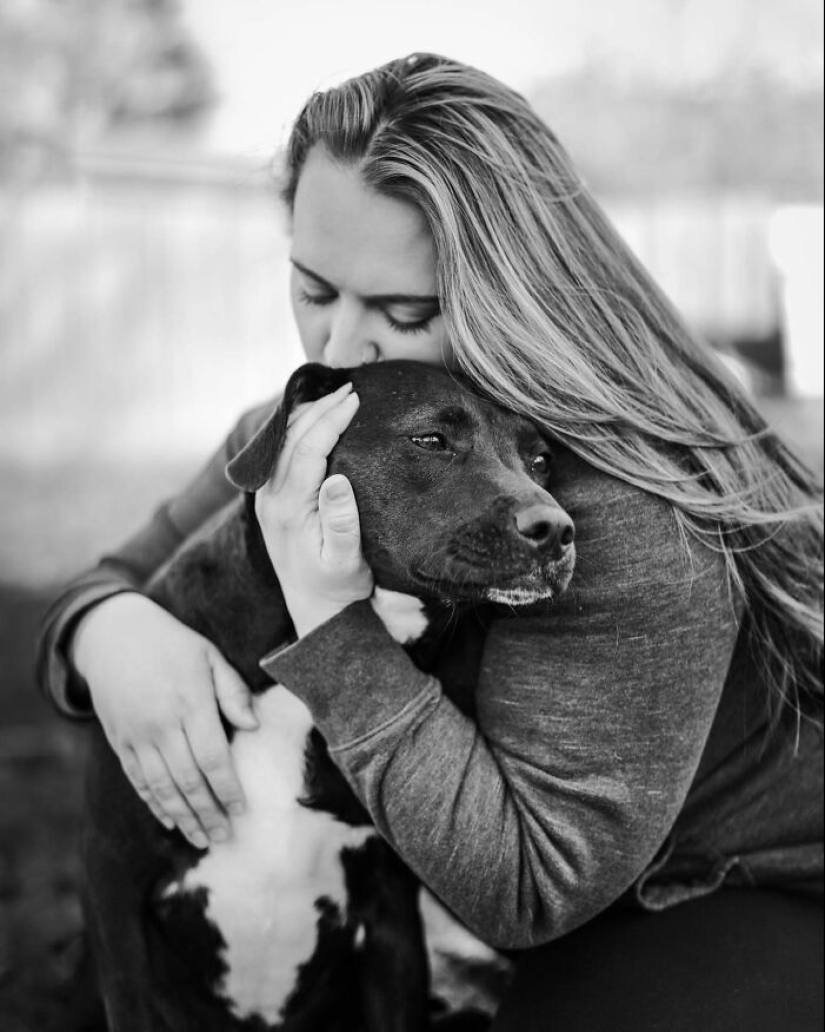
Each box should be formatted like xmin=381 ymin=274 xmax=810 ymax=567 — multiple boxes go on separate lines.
xmin=82 ymin=360 xmax=575 ymax=1032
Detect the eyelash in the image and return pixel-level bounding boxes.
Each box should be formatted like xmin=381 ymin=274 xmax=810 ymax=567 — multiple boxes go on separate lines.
xmin=297 ymin=290 xmax=434 ymax=336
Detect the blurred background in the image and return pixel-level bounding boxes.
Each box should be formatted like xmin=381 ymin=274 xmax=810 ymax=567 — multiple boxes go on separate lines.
xmin=1 ymin=0 xmax=822 ymax=1025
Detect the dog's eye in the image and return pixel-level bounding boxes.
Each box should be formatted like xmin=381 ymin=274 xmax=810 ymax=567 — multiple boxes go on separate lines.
xmin=531 ymin=452 xmax=553 ymax=477
xmin=411 ymin=433 xmax=448 ymax=452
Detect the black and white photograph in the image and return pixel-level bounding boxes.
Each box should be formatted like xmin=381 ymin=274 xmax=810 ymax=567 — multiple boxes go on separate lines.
xmin=1 ymin=1 xmax=823 ymax=1029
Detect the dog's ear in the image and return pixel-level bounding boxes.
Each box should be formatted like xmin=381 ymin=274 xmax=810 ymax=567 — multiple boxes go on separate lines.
xmin=225 ymin=403 xmax=285 ymax=492
xmin=285 ymin=363 xmax=352 ymax=407
xmin=225 ymin=363 xmax=353 ymax=493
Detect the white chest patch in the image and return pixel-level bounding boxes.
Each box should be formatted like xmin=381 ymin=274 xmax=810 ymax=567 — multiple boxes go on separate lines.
xmin=370 ymin=587 xmax=430 ymax=644
xmin=168 ymin=686 xmax=374 ymax=1023
xmin=420 ymin=890 xmax=511 ymax=1018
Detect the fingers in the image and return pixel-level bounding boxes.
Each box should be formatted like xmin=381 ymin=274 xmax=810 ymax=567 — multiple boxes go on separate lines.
xmin=253 ymin=382 xmax=371 ymax=637
xmin=211 ymin=650 xmax=259 ymax=731
xmin=280 ymin=382 xmax=354 ymax=455
xmin=185 ymin=694 xmax=247 ymax=819
xmin=121 ymin=748 xmax=174 ymax=831
xmin=270 ymin=385 xmax=360 ymax=500
xmin=287 ymin=391 xmax=360 ymax=501
xmin=128 ymin=720 xmax=240 ymax=849
xmin=132 ymin=741 xmax=214 ymax=849
xmin=85 ymin=598 xmax=255 ymax=849
xmin=319 ymin=475 xmax=362 ymax=563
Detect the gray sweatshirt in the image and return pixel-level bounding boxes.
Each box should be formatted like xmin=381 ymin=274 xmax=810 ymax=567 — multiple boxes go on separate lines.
xmin=36 ymin=399 xmax=824 ymax=949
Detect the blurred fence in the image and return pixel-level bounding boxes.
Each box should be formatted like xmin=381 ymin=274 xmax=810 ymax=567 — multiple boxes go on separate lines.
xmin=0 ymin=151 xmax=303 ymax=465
xmin=610 ymin=196 xmax=780 ymax=343
xmin=0 ymin=150 xmax=816 ymax=466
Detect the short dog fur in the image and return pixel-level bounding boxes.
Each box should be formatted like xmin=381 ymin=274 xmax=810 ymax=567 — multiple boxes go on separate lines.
xmin=82 ymin=360 xmax=576 ymax=1032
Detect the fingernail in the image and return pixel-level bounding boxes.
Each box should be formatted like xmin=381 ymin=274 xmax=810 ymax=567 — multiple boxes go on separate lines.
xmin=325 ymin=478 xmax=350 ymax=500
xmin=161 ymin=816 xmax=175 ymax=830
xmin=210 ymin=827 xmax=229 ymax=843
xmin=191 ymin=832 xmax=209 ymax=849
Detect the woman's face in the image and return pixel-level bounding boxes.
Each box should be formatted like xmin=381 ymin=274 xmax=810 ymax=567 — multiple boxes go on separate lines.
xmin=289 ymin=146 xmax=454 ymax=369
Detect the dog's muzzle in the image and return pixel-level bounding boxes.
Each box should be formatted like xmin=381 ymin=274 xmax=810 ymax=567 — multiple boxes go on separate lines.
xmin=411 ymin=500 xmax=576 ymax=605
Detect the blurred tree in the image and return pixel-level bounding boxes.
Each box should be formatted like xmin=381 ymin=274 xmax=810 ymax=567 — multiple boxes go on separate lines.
xmin=531 ymin=65 xmax=823 ymax=200
xmin=0 ymin=0 xmax=215 ymax=182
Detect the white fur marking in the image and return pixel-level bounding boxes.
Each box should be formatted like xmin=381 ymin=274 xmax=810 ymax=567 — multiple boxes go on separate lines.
xmin=172 ymin=687 xmax=374 ymax=1022
xmin=420 ymin=889 xmax=510 ymax=1017
xmin=484 ymin=585 xmax=555 ymax=605
xmin=370 ymin=587 xmax=429 ymax=644
xmin=420 ymin=889 xmax=499 ymax=965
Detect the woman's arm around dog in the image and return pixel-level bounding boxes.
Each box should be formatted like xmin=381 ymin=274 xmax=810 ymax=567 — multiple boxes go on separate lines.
xmin=258 ymin=411 xmax=821 ymax=947
xmin=36 ymin=399 xmax=277 ymax=846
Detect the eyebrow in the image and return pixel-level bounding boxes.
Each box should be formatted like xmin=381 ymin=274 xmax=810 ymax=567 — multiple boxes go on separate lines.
xmin=291 ymin=259 xmax=440 ymax=306
xmin=435 ymin=406 xmax=475 ymax=431
xmin=398 ymin=405 xmax=475 ymax=432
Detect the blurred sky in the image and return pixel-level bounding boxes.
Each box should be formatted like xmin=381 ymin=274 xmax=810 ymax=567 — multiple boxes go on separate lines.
xmin=181 ymin=0 xmax=825 ymax=159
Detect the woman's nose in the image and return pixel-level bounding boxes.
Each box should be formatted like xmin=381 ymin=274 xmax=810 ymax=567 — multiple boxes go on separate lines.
xmin=322 ymin=305 xmax=379 ymax=367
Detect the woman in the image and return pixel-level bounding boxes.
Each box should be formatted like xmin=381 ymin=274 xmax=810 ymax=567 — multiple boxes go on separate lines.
xmin=38 ymin=54 xmax=822 ymax=1029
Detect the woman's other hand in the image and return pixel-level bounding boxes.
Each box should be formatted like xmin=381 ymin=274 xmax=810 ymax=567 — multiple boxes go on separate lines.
xmin=70 ymin=593 xmax=258 ymax=848
xmin=255 ymin=382 xmax=374 ymax=637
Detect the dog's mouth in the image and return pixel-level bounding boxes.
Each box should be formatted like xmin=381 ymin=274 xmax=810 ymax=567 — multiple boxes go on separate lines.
xmin=409 ymin=549 xmax=575 ymax=607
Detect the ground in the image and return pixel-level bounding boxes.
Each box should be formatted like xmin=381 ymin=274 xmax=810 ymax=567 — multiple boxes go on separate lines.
xmin=0 ymin=585 xmax=92 ymax=1031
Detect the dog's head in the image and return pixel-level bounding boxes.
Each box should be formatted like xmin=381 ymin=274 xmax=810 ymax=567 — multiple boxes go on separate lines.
xmin=226 ymin=361 xmax=575 ymax=606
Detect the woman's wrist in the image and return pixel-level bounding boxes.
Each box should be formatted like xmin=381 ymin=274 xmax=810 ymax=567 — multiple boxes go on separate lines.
xmin=65 ymin=598 xmax=123 ymax=711
xmin=288 ymin=597 xmax=351 ymax=639
xmin=68 ymin=591 xmax=141 ymax=683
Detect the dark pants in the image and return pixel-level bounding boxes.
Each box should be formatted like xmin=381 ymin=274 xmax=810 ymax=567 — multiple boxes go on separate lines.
xmin=493 ymin=890 xmax=824 ymax=1032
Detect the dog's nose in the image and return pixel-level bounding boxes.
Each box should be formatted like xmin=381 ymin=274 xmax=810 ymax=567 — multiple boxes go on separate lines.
xmin=515 ymin=504 xmax=575 ymax=558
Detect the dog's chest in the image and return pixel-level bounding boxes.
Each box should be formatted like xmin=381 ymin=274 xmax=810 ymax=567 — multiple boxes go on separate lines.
xmin=168 ymin=686 xmax=374 ymax=1023
xmin=370 ymin=586 xmax=431 ymax=643
xmin=162 ymin=589 xmax=434 ymax=1023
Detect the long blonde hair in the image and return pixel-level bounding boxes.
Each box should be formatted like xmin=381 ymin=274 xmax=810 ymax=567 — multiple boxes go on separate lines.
xmin=283 ymin=53 xmax=823 ymax=722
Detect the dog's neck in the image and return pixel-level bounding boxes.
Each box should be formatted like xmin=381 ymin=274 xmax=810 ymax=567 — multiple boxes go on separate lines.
xmin=370 ymin=585 xmax=466 ymax=673
xmin=370 ymin=588 xmax=431 ymax=645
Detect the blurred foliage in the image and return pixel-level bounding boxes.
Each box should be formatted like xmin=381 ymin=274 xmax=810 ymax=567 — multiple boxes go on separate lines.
xmin=0 ymin=0 xmax=215 ymax=182
xmin=531 ymin=66 xmax=823 ymax=200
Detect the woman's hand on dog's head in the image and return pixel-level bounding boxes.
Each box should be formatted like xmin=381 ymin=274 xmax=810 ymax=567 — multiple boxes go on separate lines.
xmin=254 ymin=382 xmax=374 ymax=637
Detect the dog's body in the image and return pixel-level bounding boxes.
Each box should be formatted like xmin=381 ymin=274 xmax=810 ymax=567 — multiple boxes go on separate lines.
xmin=83 ymin=361 xmax=575 ymax=1032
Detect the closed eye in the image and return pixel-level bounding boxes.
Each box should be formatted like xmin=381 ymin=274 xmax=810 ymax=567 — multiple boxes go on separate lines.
xmin=298 ymin=290 xmax=435 ymax=335
xmin=298 ymin=289 xmax=335 ymax=307
xmin=385 ymin=312 xmax=434 ymax=335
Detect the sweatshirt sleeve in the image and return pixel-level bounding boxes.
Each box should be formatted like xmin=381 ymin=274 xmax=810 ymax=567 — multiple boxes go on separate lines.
xmin=263 ymin=447 xmax=741 ymax=949
xmin=35 ymin=398 xmax=278 ymax=717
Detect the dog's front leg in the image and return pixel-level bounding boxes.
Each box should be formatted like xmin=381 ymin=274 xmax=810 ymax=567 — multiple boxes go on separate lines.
xmin=341 ymin=837 xmax=430 ymax=1032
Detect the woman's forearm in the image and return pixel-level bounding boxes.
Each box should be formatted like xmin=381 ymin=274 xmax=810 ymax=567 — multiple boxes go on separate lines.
xmin=264 ymin=486 xmax=740 ymax=948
